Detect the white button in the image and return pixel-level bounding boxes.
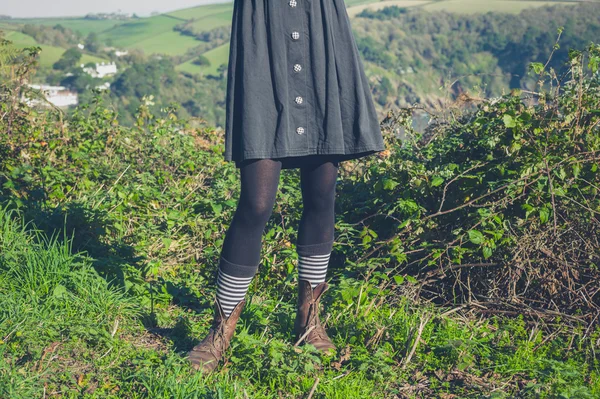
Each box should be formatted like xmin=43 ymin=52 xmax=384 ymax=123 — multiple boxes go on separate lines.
xmin=291 ymin=31 xmax=300 ymax=40
xmin=296 ymin=127 xmax=305 ymax=135
xmin=293 ymin=64 xmax=302 ymax=72
xmin=289 ymin=0 xmax=297 ymax=7
xmin=295 ymin=96 xmax=303 ymax=104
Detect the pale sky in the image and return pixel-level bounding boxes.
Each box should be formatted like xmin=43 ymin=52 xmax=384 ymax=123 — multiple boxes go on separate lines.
xmin=1 ymin=0 xmax=231 ymax=18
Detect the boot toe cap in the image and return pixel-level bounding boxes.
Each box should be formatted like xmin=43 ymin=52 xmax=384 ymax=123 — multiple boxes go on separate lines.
xmin=188 ymin=350 xmax=219 ymax=373
xmin=313 ymin=341 xmax=337 ymax=354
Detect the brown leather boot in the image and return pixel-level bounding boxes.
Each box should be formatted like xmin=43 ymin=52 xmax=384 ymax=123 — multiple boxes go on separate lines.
xmin=293 ymin=279 xmax=336 ymax=354
xmin=188 ymin=297 xmax=245 ymax=373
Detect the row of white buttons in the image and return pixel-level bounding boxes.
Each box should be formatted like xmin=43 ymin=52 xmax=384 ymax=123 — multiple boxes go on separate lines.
xmin=290 ymin=0 xmax=304 ymax=135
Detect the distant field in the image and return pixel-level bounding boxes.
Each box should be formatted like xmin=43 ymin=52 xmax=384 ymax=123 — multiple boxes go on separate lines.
xmin=177 ymin=43 xmax=230 ymax=76
xmin=3 ymin=30 xmax=106 ymax=67
xmin=1 ymin=18 xmax=121 ymax=35
xmin=167 ymin=2 xmax=234 ymax=21
xmin=98 ymin=16 xmax=180 ymax=48
xmin=119 ymin=29 xmax=201 ymax=56
xmin=347 ymin=0 xmax=432 ymax=17
xmin=344 ymin=0 xmax=380 ymax=7
xmin=423 ymin=0 xmax=579 ymax=13
xmin=168 ymin=3 xmax=235 ymax=38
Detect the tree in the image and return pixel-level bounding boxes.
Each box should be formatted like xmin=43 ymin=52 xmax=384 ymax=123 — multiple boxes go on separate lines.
xmin=85 ymin=32 xmax=101 ymax=53
xmin=52 ymin=48 xmax=82 ymax=70
xmin=192 ymin=55 xmax=211 ymax=66
xmin=60 ymin=68 xmax=96 ymax=92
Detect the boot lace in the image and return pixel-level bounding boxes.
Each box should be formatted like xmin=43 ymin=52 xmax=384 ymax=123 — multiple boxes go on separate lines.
xmin=307 ymin=301 xmax=329 ymax=341
xmin=196 ymin=318 xmax=227 ymax=360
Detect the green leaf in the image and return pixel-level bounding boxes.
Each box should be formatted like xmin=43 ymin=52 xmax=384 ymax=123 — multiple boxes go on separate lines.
xmin=431 ymin=176 xmax=444 ymax=187
xmin=483 ymin=246 xmax=493 ymax=259
xmin=210 ymin=202 xmax=222 ymax=216
xmin=539 ymin=208 xmax=549 ymax=224
xmin=406 ymin=275 xmax=418 ymax=284
xmin=529 ymin=62 xmax=545 ymax=75
xmin=503 ymin=114 xmax=516 ymax=128
xmin=393 ymin=275 xmax=405 ymax=285
xmin=468 ymin=230 xmax=484 ymax=245
xmin=383 ymin=178 xmax=399 ymax=190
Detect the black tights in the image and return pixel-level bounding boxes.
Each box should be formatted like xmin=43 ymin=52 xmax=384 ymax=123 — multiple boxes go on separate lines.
xmin=218 ymin=158 xmax=339 ymax=278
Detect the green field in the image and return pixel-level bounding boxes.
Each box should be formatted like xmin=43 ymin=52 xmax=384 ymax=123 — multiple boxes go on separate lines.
xmin=98 ymin=15 xmax=183 ymax=48
xmin=2 ymin=30 xmax=106 ymax=67
xmin=1 ymin=18 xmax=121 ymax=35
xmin=423 ymin=0 xmax=580 ymax=13
xmin=167 ymin=2 xmax=234 ymax=22
xmin=177 ymin=43 xmax=230 ymax=76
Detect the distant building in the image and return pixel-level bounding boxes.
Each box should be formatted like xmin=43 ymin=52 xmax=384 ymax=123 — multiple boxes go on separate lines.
xmin=24 ymin=84 xmax=78 ymax=108
xmin=84 ymin=12 xmax=132 ymax=20
xmin=114 ymin=50 xmax=129 ymax=57
xmin=81 ymin=61 xmax=118 ymax=78
xmin=95 ymin=82 xmax=111 ymax=91
xmin=77 ymin=43 xmax=85 ymax=50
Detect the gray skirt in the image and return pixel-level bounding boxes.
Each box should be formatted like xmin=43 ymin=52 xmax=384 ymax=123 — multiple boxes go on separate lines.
xmin=224 ymin=0 xmax=386 ymax=170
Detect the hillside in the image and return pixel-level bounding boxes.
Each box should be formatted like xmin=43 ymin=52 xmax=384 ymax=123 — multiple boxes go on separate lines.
xmin=1 ymin=35 xmax=599 ymax=398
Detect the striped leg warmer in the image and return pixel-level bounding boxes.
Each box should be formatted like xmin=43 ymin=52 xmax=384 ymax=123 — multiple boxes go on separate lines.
xmin=215 ymin=255 xmax=259 ymax=318
xmin=297 ymin=252 xmax=331 ymax=289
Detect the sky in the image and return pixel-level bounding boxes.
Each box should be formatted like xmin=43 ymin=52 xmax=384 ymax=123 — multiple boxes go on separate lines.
xmin=1 ymin=0 xmax=230 ymax=18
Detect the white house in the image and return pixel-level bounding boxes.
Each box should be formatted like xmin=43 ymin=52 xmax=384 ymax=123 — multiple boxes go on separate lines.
xmin=77 ymin=43 xmax=85 ymax=50
xmin=115 ymin=50 xmax=129 ymax=57
xmin=81 ymin=61 xmax=118 ymax=78
xmin=24 ymin=84 xmax=79 ymax=108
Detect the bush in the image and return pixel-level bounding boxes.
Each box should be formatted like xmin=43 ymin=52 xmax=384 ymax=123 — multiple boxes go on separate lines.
xmin=192 ymin=54 xmax=211 ymax=67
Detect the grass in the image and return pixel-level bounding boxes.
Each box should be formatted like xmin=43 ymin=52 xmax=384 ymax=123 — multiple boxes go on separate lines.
xmin=177 ymin=43 xmax=230 ymax=76
xmin=1 ymin=204 xmax=598 ymax=398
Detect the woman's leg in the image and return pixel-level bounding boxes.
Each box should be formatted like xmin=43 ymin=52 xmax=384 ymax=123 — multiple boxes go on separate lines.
xmin=217 ymin=159 xmax=282 ymax=316
xmin=296 ymin=160 xmax=339 ymax=287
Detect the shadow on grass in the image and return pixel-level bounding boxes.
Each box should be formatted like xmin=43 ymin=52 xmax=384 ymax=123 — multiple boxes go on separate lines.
xmin=9 ymin=199 xmax=141 ymax=291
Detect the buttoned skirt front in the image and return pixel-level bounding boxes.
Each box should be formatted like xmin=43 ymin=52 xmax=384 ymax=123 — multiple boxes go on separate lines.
xmin=224 ymin=0 xmax=386 ymax=170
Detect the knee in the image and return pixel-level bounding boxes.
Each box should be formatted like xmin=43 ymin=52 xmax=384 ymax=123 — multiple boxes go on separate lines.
xmin=303 ymin=190 xmax=335 ymax=214
xmin=236 ymin=197 xmax=275 ymax=226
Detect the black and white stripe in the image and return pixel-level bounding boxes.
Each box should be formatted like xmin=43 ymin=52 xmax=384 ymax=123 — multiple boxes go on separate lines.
xmin=298 ymin=253 xmax=331 ymax=288
xmin=216 ymin=269 xmax=253 ymax=317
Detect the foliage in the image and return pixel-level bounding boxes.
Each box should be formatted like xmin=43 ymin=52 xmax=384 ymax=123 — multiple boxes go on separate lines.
xmin=352 ymin=3 xmax=600 ymax=106
xmin=21 ymin=23 xmax=81 ymax=48
xmin=52 ymin=47 xmax=82 ymax=70
xmin=337 ymin=40 xmax=600 ymax=325
xmin=192 ymin=55 xmax=211 ymax=67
